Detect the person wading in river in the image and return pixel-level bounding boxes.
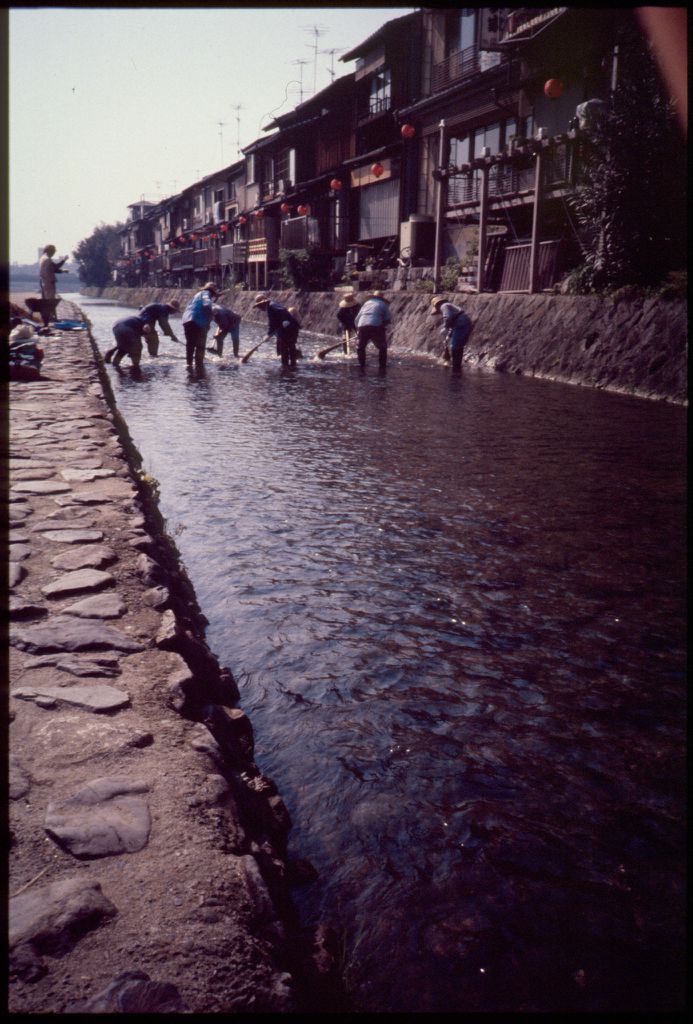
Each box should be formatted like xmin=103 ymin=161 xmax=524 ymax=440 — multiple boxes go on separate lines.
xmin=208 ymin=303 xmax=242 ymax=358
xmin=182 ymin=281 xmax=219 ymax=369
xmin=137 ymin=301 xmax=181 ymax=356
xmin=336 ymin=292 xmax=360 ymax=354
xmin=250 ymin=294 xmax=300 ymax=365
xmin=103 ymin=314 xmax=149 ymax=369
xmin=430 ymin=295 xmax=473 ymax=372
xmin=355 ymin=290 xmax=391 ymax=371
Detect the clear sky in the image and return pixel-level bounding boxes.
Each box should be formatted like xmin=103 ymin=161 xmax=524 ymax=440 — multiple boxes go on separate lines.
xmin=9 ymin=5 xmax=415 ymax=265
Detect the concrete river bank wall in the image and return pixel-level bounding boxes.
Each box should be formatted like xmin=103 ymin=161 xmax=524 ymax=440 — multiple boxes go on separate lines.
xmin=87 ymin=285 xmax=687 ymax=405
xmin=7 ymin=299 xmax=341 ymax=1014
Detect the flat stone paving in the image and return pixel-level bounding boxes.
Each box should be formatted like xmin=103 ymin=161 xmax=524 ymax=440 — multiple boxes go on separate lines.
xmin=6 ymin=302 xmax=298 ymax=1013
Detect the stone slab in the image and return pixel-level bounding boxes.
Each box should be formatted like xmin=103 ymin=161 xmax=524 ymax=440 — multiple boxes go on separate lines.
xmin=51 ymin=545 xmax=117 ymax=571
xmin=12 ymin=683 xmax=130 ymax=713
xmin=11 ymin=616 xmax=145 ymax=654
xmin=41 ymin=569 xmax=115 ymax=598
xmin=21 ymin=653 xmax=122 ymax=677
xmin=63 ymin=593 xmax=127 ymax=618
xmin=11 ymin=480 xmax=72 ymax=495
xmin=40 ymin=530 xmax=105 ymax=544
xmin=45 ymin=777 xmax=151 ymax=858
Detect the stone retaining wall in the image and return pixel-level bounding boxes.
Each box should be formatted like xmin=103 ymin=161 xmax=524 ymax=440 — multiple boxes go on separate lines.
xmin=85 ymin=285 xmax=687 ymax=405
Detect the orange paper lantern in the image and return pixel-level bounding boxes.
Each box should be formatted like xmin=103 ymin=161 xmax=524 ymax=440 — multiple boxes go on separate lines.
xmin=330 ymin=178 xmax=342 ymax=190
xmin=544 ymin=78 xmax=564 ymax=99
xmin=371 ymin=162 xmax=384 ymax=178
xmin=401 ymin=123 xmax=416 ymax=139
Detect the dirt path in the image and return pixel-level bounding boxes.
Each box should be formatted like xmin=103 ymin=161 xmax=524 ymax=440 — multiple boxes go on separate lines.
xmin=6 ymin=298 xmax=333 ymax=1013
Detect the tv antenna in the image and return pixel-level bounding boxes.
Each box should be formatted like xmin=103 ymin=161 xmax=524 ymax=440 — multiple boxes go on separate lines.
xmin=154 ymin=179 xmax=162 ymax=199
xmin=304 ymin=23 xmax=328 ymax=95
xmin=216 ymin=120 xmax=227 ymax=167
xmin=231 ymin=104 xmax=243 ymax=155
xmin=290 ymin=59 xmax=309 ymax=103
xmin=321 ymin=47 xmax=343 ymax=82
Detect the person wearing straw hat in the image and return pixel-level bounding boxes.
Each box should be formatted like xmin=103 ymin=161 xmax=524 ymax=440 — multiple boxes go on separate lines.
xmin=354 ymin=290 xmax=391 ymax=371
xmin=181 ymin=281 xmax=219 ymax=369
xmin=336 ymin=291 xmax=360 ymax=354
xmin=251 ymin=293 xmax=299 ymax=363
xmin=430 ymin=295 xmax=473 ymax=371
xmin=137 ymin=300 xmax=181 ymax=356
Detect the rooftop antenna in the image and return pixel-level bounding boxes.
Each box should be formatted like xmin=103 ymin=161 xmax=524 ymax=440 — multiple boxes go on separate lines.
xmin=321 ymin=47 xmax=343 ymax=82
xmin=154 ymin=179 xmax=162 ymax=199
xmin=291 ymin=58 xmax=309 ymax=102
xmin=216 ymin=120 xmax=227 ymax=167
xmin=304 ymin=23 xmax=328 ymax=95
xmin=231 ymin=104 xmax=243 ymax=155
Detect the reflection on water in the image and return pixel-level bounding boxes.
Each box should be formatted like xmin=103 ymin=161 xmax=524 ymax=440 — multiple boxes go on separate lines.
xmin=78 ymin=295 xmax=687 ymax=1013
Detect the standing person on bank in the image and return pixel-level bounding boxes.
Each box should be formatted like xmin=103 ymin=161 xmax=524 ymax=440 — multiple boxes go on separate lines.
xmin=250 ymin=294 xmax=300 ymax=364
xmin=355 ymin=290 xmax=391 ymax=371
xmin=138 ymin=301 xmax=181 ymax=356
xmin=208 ymin=304 xmax=242 ymax=357
xmin=182 ymin=281 xmax=219 ymax=369
xmin=38 ymin=244 xmax=69 ymax=324
xmin=336 ymin=292 xmax=360 ymax=353
xmin=430 ymin=296 xmax=473 ymax=371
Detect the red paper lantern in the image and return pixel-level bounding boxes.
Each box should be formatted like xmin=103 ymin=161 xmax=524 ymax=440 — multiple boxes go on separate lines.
xmin=190 ymin=232 xmax=197 ymax=240
xmin=544 ymin=78 xmax=564 ymax=99
xmin=221 ymin=223 xmax=228 ymax=232
xmin=401 ymin=123 xmax=416 ymax=139
xmin=254 ymin=208 xmax=264 ymax=218
xmin=280 ymin=202 xmax=292 ymax=214
xmin=371 ymin=162 xmax=384 ymax=178
xmin=330 ymin=178 xmax=342 ymax=190
xmin=180 ymin=235 xmax=187 ymax=243
xmin=297 ymin=204 xmax=309 ymax=216
xmin=238 ymin=215 xmax=247 ymax=225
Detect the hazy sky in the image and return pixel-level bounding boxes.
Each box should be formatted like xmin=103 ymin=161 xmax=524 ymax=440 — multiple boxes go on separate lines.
xmin=9 ymin=5 xmax=415 ymax=265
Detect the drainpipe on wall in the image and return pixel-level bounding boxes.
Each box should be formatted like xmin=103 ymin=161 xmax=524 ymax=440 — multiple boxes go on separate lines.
xmin=476 ymin=155 xmax=490 ymax=294
xmin=528 ymin=139 xmax=544 ymax=294
xmin=432 ymin=119 xmax=447 ymax=291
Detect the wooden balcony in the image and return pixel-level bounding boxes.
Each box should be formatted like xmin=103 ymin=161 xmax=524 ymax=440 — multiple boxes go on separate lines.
xmin=193 ymin=248 xmax=218 ymax=269
xmin=280 ymin=215 xmax=320 ymax=251
xmin=169 ymin=248 xmax=194 ymax=270
xmin=432 ymin=45 xmax=481 ymax=92
xmin=220 ymin=242 xmax=248 ymax=265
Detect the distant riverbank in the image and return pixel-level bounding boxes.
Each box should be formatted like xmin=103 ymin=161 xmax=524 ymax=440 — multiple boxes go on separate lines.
xmin=79 ymin=285 xmax=688 ymax=405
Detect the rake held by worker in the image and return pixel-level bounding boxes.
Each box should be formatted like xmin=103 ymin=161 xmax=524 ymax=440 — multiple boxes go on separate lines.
xmin=241 ymin=335 xmax=271 ymax=364
xmin=318 ymin=331 xmax=352 ymax=360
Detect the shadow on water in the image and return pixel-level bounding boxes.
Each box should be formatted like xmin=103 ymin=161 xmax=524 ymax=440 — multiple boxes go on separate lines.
xmin=78 ymin=295 xmax=687 ymax=1014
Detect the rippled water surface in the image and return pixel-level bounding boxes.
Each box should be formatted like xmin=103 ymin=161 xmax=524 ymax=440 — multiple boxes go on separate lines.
xmin=78 ymin=296 xmax=686 ymax=1012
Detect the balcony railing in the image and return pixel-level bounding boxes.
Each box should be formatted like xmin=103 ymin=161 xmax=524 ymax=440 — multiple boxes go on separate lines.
xmin=169 ymin=248 xmax=194 ymax=270
xmin=280 ymin=215 xmax=320 ymax=251
xmin=432 ymin=45 xmax=481 ymax=92
xmin=446 ymin=139 xmax=578 ymax=207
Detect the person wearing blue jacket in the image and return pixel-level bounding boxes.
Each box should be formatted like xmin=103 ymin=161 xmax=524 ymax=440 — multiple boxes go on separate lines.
xmin=430 ymin=296 xmax=473 ymax=371
xmin=182 ymin=282 xmax=219 ymax=368
xmin=208 ymin=304 xmax=242 ymax=357
xmin=138 ymin=301 xmax=180 ymax=356
xmin=355 ymin=290 xmax=391 ymax=371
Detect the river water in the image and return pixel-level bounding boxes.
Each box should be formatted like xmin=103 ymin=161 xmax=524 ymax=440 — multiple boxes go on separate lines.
xmin=75 ymin=295 xmax=686 ymax=1013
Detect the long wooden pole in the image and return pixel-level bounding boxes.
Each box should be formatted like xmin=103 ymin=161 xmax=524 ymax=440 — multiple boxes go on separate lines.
xmin=476 ymin=160 xmax=490 ymax=293
xmin=528 ymin=146 xmax=543 ymax=294
xmin=432 ymin=119 xmax=447 ymax=292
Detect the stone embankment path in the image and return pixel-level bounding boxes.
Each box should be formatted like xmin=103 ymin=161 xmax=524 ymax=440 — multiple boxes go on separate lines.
xmin=6 ymin=300 xmax=319 ymax=1014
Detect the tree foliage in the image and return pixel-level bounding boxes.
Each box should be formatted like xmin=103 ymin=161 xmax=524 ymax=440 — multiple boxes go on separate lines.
xmin=73 ymin=222 xmax=123 ymax=288
xmin=566 ymin=17 xmax=687 ymax=293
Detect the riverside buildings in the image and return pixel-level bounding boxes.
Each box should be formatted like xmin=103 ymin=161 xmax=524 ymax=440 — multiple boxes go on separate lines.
xmin=115 ymin=8 xmax=643 ymax=295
